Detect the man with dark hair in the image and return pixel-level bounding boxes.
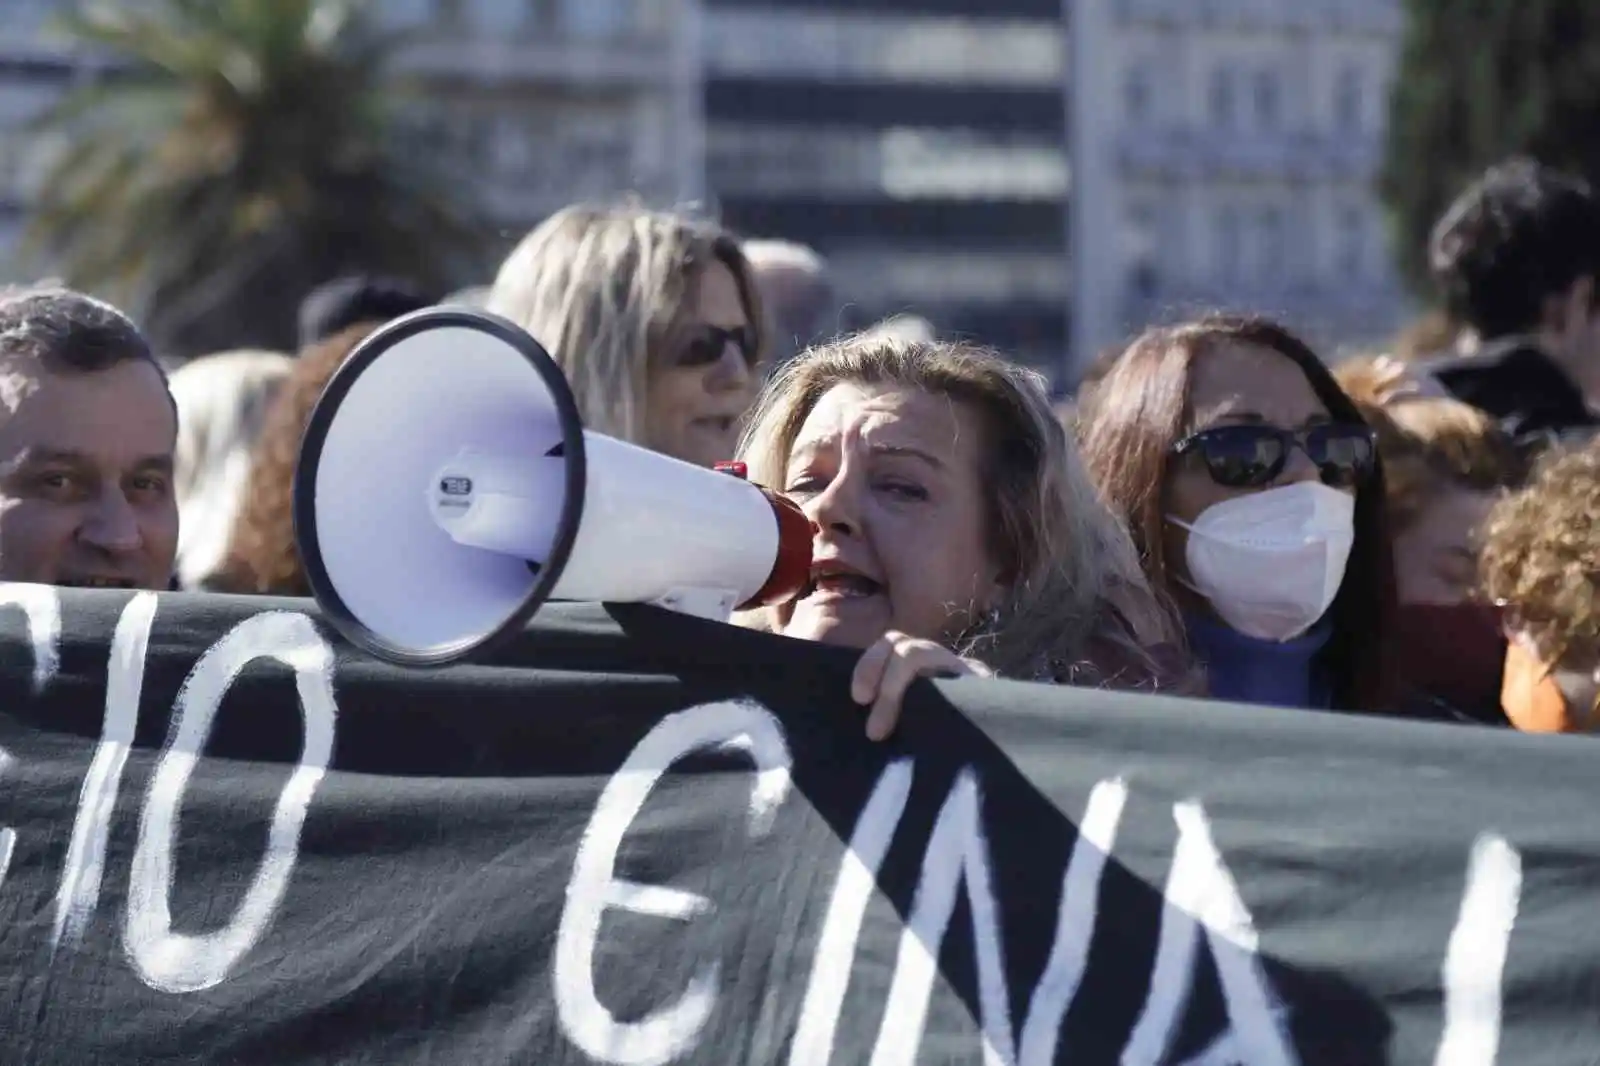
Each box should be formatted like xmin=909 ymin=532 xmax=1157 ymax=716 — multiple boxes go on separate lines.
xmin=296 ymin=274 xmax=434 ymax=350
xmin=0 ymin=286 xmax=178 ymax=589
xmin=1424 ymin=158 xmax=1600 ymax=445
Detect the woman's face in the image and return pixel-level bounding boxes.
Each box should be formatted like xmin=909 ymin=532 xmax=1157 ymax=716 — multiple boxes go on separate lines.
xmin=1163 ymin=341 xmax=1345 ymax=598
xmin=645 ymin=260 xmax=759 ymax=468
xmin=776 ymin=382 xmax=1005 ymax=650
xmin=1393 ymin=484 xmax=1496 ymax=606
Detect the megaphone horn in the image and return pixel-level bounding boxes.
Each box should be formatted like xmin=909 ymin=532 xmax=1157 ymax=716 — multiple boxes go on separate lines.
xmin=293 ymin=308 xmax=813 ymax=667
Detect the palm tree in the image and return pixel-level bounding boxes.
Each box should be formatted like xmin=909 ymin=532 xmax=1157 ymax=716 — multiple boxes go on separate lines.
xmin=24 ymin=0 xmax=486 ymax=357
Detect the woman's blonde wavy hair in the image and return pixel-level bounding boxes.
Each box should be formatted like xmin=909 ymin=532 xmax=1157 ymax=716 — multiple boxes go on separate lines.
xmin=170 ymin=349 xmax=292 ymax=589
xmin=207 ymin=325 xmax=379 ymax=596
xmin=486 ymin=201 xmax=765 ymax=444
xmin=733 ymin=334 xmax=1188 ymax=686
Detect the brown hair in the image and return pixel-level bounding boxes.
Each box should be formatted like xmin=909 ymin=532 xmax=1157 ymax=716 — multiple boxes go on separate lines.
xmin=1335 ymin=356 xmax=1527 ymax=528
xmin=1480 ymin=439 xmax=1600 ymax=667
xmin=735 ymin=333 xmax=1193 ymax=691
xmin=1076 ymin=314 xmax=1397 ymax=712
xmin=207 ymin=323 xmax=380 ymax=595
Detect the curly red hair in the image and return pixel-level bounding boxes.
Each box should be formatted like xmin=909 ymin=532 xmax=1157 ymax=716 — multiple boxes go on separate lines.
xmin=207 ymin=323 xmax=380 ymax=595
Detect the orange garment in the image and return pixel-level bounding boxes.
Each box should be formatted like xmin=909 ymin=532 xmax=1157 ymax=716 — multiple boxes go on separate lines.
xmin=1500 ymin=638 xmax=1599 ymax=733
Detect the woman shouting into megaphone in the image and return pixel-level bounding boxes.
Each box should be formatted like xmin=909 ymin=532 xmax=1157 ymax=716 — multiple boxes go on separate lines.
xmin=733 ymin=334 xmax=1196 ymax=739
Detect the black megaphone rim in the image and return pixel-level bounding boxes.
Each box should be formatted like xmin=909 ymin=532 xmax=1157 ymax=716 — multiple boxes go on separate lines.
xmin=292 ymin=307 xmax=588 ymax=668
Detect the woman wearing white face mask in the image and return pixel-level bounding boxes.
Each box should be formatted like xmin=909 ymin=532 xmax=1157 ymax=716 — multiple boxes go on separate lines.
xmin=1078 ymin=315 xmax=1397 ymax=711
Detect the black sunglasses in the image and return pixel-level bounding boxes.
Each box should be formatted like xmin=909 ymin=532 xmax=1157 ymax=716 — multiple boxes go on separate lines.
xmin=675 ymin=325 xmax=758 ymax=368
xmin=1172 ymin=423 xmax=1377 ymax=489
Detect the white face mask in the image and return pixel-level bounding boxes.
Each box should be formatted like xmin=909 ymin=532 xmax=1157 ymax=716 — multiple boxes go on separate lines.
xmin=1168 ymin=481 xmax=1356 ymax=642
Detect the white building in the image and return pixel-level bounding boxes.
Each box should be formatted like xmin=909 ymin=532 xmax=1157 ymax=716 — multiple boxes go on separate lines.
xmin=1071 ymin=0 xmax=1412 ymax=376
xmin=0 ymin=0 xmax=88 ymax=282
xmin=0 ymin=0 xmax=704 ymax=286
xmin=386 ymin=0 xmax=704 ymax=234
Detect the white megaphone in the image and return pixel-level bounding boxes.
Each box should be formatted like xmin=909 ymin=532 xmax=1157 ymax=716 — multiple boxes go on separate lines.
xmin=293 ymin=308 xmax=813 ymax=667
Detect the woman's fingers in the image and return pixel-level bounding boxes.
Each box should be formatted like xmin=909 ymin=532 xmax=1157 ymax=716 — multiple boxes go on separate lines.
xmin=865 ymin=641 xmax=924 ymax=741
xmin=961 ymin=656 xmax=996 ymax=678
xmin=850 ymin=631 xmax=899 ymax=705
xmin=858 ymin=635 xmax=986 ymax=741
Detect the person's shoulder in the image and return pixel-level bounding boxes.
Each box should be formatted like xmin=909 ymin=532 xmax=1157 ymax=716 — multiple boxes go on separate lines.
xmin=1419 ymin=342 xmax=1526 ymax=378
xmin=1430 ymin=337 xmax=1570 ymax=379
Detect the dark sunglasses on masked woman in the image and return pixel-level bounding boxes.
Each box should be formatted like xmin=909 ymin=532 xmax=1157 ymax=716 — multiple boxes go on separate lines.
xmin=1172 ymin=423 xmax=1377 ymax=489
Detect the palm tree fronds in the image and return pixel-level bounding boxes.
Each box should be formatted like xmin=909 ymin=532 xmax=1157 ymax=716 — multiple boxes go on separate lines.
xmin=29 ymin=0 xmax=487 ymax=356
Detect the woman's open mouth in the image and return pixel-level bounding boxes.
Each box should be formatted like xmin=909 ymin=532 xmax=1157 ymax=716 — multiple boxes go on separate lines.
xmin=804 ymin=561 xmax=884 ymax=601
xmin=691 ymin=415 xmax=736 ymax=436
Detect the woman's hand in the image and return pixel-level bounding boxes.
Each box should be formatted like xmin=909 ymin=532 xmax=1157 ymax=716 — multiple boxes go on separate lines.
xmin=850 ymin=630 xmax=993 ymax=741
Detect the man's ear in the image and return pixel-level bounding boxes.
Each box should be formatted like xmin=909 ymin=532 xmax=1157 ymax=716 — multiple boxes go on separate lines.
xmin=1555 ymin=275 xmax=1597 ymax=339
xmin=1550 ymin=276 xmax=1600 ymax=391
xmin=1570 ymin=275 xmax=1596 ymax=323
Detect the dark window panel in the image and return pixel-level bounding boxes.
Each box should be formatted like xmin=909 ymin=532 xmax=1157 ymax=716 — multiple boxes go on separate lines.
xmin=938 ymin=303 xmax=1068 ymax=350
xmin=0 ymin=58 xmax=74 ymax=80
xmin=706 ymin=0 xmax=1061 ymax=17
xmin=706 ymin=78 xmax=1064 ymax=133
xmin=716 ymin=197 xmax=1066 ymax=249
xmin=833 ymin=300 xmax=1067 ymax=365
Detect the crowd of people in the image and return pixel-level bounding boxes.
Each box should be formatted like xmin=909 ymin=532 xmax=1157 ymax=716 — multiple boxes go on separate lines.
xmin=4 ymin=156 xmax=1600 ymax=734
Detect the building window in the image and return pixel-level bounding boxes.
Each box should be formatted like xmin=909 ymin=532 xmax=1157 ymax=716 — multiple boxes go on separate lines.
xmin=1217 ymin=206 xmax=1242 ymax=279
xmin=1335 ymin=65 xmax=1363 ymax=132
xmin=559 ymin=0 xmax=631 ymax=38
xmin=1209 ymin=68 xmax=1236 ymax=129
xmin=473 ymin=0 xmax=527 ymax=34
xmin=708 ymin=11 xmax=1060 ymax=87
xmin=1124 ymin=203 xmax=1159 ymax=298
xmin=0 ymin=133 xmax=18 ymax=202
xmin=493 ymin=119 xmax=535 ymax=178
xmin=1124 ymin=66 xmax=1152 ymax=124
xmin=374 ymin=0 xmax=431 ymax=26
xmin=1258 ymin=207 xmax=1285 ymax=279
xmin=1129 ymin=261 xmax=1159 ymax=302
xmin=524 ymin=0 xmax=557 ymax=27
xmin=1254 ymin=69 xmax=1280 ymax=130
xmin=1336 ymin=205 xmax=1365 ymax=278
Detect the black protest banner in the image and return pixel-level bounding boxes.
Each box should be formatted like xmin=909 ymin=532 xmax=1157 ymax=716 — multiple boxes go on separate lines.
xmin=0 ymin=584 xmax=1594 ymax=1065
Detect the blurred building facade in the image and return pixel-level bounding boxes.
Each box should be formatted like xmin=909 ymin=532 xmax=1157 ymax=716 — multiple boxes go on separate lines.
xmin=1071 ymin=0 xmax=1410 ymax=374
xmin=0 ymin=0 xmax=1411 ymax=380
xmin=383 ymin=0 xmax=705 ymax=237
xmin=0 ymin=0 xmax=705 ymax=285
xmin=702 ymin=0 xmax=1071 ymax=374
xmin=0 ymin=0 xmax=86 ymax=280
